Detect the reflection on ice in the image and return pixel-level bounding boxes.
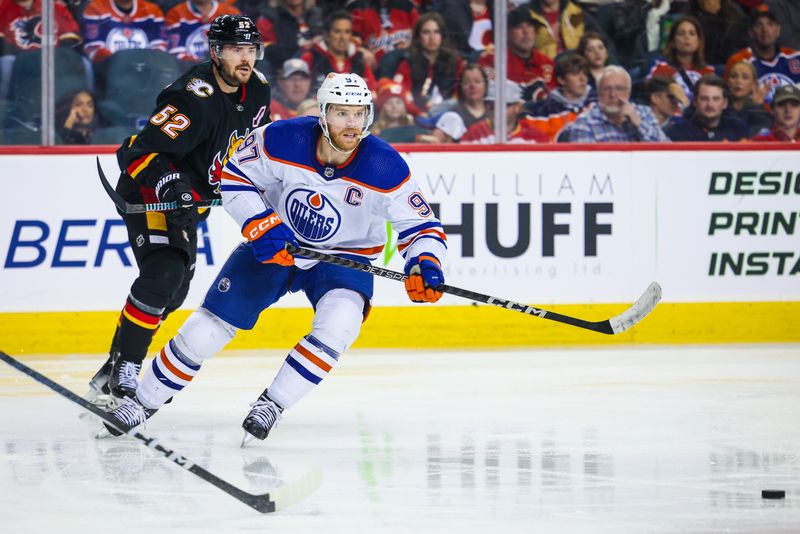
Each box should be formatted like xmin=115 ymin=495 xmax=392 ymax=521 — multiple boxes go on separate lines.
xmin=1 ymin=346 xmax=799 ymax=532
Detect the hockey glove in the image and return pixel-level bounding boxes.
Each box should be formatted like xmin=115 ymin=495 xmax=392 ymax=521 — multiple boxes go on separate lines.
xmin=154 ymin=172 xmax=195 ymax=226
xmin=242 ymin=209 xmax=298 ymax=266
xmin=404 ymin=254 xmax=444 ymax=303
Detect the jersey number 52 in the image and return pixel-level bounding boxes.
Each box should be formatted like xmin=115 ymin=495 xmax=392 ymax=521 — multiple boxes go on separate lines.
xmin=150 ymin=105 xmax=191 ymax=139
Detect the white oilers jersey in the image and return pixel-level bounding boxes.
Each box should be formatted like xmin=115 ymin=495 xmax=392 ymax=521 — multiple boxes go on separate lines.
xmin=219 ymin=116 xmax=447 ymax=268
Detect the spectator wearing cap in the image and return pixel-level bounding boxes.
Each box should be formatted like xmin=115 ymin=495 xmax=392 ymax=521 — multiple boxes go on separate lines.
xmin=371 ymin=80 xmax=425 ymax=142
xmin=518 ymin=53 xmax=596 ymax=142
xmin=478 ymin=7 xmax=556 ymax=102
xmin=645 ymin=75 xmax=688 ymax=131
xmin=461 ymin=79 xmax=548 ymax=143
xmin=725 ymin=4 xmax=800 ymax=104
xmin=665 ymin=74 xmax=750 ymax=141
xmin=753 ymin=84 xmax=800 ymax=141
xmin=299 ymin=10 xmax=376 ymax=92
xmin=567 ymin=65 xmax=669 ymax=142
xmin=527 ymin=0 xmax=602 ymax=60
xmin=270 ymin=58 xmax=313 ymax=121
xmin=766 ymin=0 xmax=800 ymax=50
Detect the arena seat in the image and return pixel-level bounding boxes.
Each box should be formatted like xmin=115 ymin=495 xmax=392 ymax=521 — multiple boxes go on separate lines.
xmin=97 ymin=49 xmax=181 ymax=129
xmin=5 ymin=48 xmax=91 ymax=131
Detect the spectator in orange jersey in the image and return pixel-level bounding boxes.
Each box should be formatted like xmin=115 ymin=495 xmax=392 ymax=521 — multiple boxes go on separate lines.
xmin=166 ymin=0 xmax=240 ymax=63
xmin=299 ymin=10 xmax=376 ymax=92
xmin=518 ymin=53 xmax=595 ymax=142
xmin=478 ymin=7 xmax=555 ymax=102
xmin=347 ymin=0 xmax=418 ymax=63
xmin=392 ymin=12 xmax=464 ymax=115
xmin=752 ymin=84 xmax=800 ymax=141
xmin=645 ymin=15 xmax=715 ymax=102
xmin=0 ymin=0 xmax=81 ymax=56
xmin=82 ymin=0 xmax=167 ymax=63
xmin=270 ymin=58 xmax=313 ymax=121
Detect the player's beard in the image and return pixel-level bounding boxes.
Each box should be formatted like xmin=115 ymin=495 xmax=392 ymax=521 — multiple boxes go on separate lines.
xmin=216 ymin=60 xmax=253 ymax=88
xmin=329 ymin=127 xmax=362 ymax=152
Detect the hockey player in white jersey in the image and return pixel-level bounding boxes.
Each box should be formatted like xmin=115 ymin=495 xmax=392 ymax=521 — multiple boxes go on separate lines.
xmin=102 ymin=72 xmax=448 ymax=444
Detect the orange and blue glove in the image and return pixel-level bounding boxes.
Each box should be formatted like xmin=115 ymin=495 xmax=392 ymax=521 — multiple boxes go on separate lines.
xmin=242 ymin=209 xmax=298 ymax=266
xmin=404 ymin=254 xmax=444 ymax=303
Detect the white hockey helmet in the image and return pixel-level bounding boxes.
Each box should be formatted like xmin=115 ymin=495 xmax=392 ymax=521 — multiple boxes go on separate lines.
xmin=317 ymin=72 xmax=374 ymax=152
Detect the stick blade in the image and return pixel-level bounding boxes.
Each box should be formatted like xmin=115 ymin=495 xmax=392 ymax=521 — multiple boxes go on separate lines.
xmin=252 ymin=467 xmax=323 ymax=513
xmin=608 ymin=281 xmax=662 ymax=334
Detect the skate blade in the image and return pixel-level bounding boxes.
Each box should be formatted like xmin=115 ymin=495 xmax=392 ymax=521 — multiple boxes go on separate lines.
xmin=241 ymin=431 xmax=257 ymax=448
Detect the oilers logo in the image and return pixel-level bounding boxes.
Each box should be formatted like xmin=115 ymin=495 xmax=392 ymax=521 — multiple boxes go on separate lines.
xmin=284 ymin=189 xmax=341 ymax=243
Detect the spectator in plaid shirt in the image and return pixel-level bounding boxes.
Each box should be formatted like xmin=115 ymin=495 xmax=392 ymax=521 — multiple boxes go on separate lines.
xmin=566 ymin=66 xmax=670 ymax=143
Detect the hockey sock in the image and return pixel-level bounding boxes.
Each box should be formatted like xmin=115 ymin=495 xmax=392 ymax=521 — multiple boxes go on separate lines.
xmin=136 ymin=338 xmax=200 ymax=410
xmin=117 ymin=295 xmax=165 ymax=365
xmin=267 ymin=335 xmax=339 ymax=409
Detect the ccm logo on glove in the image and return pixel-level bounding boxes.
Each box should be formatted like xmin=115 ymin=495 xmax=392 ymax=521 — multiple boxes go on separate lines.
xmin=242 ymin=213 xmax=283 ymax=241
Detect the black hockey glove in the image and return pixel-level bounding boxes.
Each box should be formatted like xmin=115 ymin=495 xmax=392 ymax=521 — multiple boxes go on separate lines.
xmin=154 ymin=172 xmax=195 ymax=226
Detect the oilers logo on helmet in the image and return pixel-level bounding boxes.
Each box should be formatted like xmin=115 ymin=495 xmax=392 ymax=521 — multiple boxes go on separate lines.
xmin=284 ymin=189 xmax=341 ymax=242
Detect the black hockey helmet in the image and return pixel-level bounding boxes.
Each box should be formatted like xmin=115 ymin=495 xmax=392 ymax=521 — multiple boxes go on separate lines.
xmin=207 ymin=15 xmax=262 ymax=55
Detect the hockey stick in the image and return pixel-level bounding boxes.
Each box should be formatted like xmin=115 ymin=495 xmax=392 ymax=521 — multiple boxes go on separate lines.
xmin=96 ymin=157 xmax=222 ymax=214
xmin=0 ymin=351 xmax=321 ymax=514
xmin=287 ymin=245 xmax=662 ymax=335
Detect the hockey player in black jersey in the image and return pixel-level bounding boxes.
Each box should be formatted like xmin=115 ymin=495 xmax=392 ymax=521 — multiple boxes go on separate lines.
xmin=87 ymin=14 xmax=271 ymax=406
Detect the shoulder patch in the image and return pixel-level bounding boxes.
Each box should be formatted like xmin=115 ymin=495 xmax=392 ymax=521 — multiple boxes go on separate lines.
xmin=186 ymin=78 xmax=214 ymax=98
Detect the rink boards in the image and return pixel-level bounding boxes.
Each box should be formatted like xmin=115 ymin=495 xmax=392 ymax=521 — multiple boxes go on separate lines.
xmin=0 ymin=144 xmax=797 ymax=352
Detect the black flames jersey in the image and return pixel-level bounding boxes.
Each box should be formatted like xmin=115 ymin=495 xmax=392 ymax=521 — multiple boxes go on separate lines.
xmin=117 ymin=61 xmax=271 ymax=204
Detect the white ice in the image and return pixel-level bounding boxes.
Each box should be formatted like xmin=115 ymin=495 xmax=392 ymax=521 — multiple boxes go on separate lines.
xmin=2 ymin=346 xmax=799 ymax=533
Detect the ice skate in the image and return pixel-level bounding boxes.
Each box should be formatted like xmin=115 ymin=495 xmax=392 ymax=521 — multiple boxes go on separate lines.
xmin=109 ymin=356 xmax=141 ymax=402
xmin=99 ymin=396 xmax=158 ymax=437
xmin=241 ymin=389 xmax=283 ymax=447
xmin=82 ymin=354 xmax=114 ymax=407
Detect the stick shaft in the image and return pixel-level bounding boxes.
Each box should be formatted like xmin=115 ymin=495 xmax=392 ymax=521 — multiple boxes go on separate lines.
xmin=288 ymin=245 xmax=615 ymax=333
xmin=96 ymin=157 xmax=221 ymax=213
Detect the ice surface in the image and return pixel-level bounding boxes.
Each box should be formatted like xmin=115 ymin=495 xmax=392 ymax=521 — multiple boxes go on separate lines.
xmin=2 ymin=346 xmax=799 ymax=533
